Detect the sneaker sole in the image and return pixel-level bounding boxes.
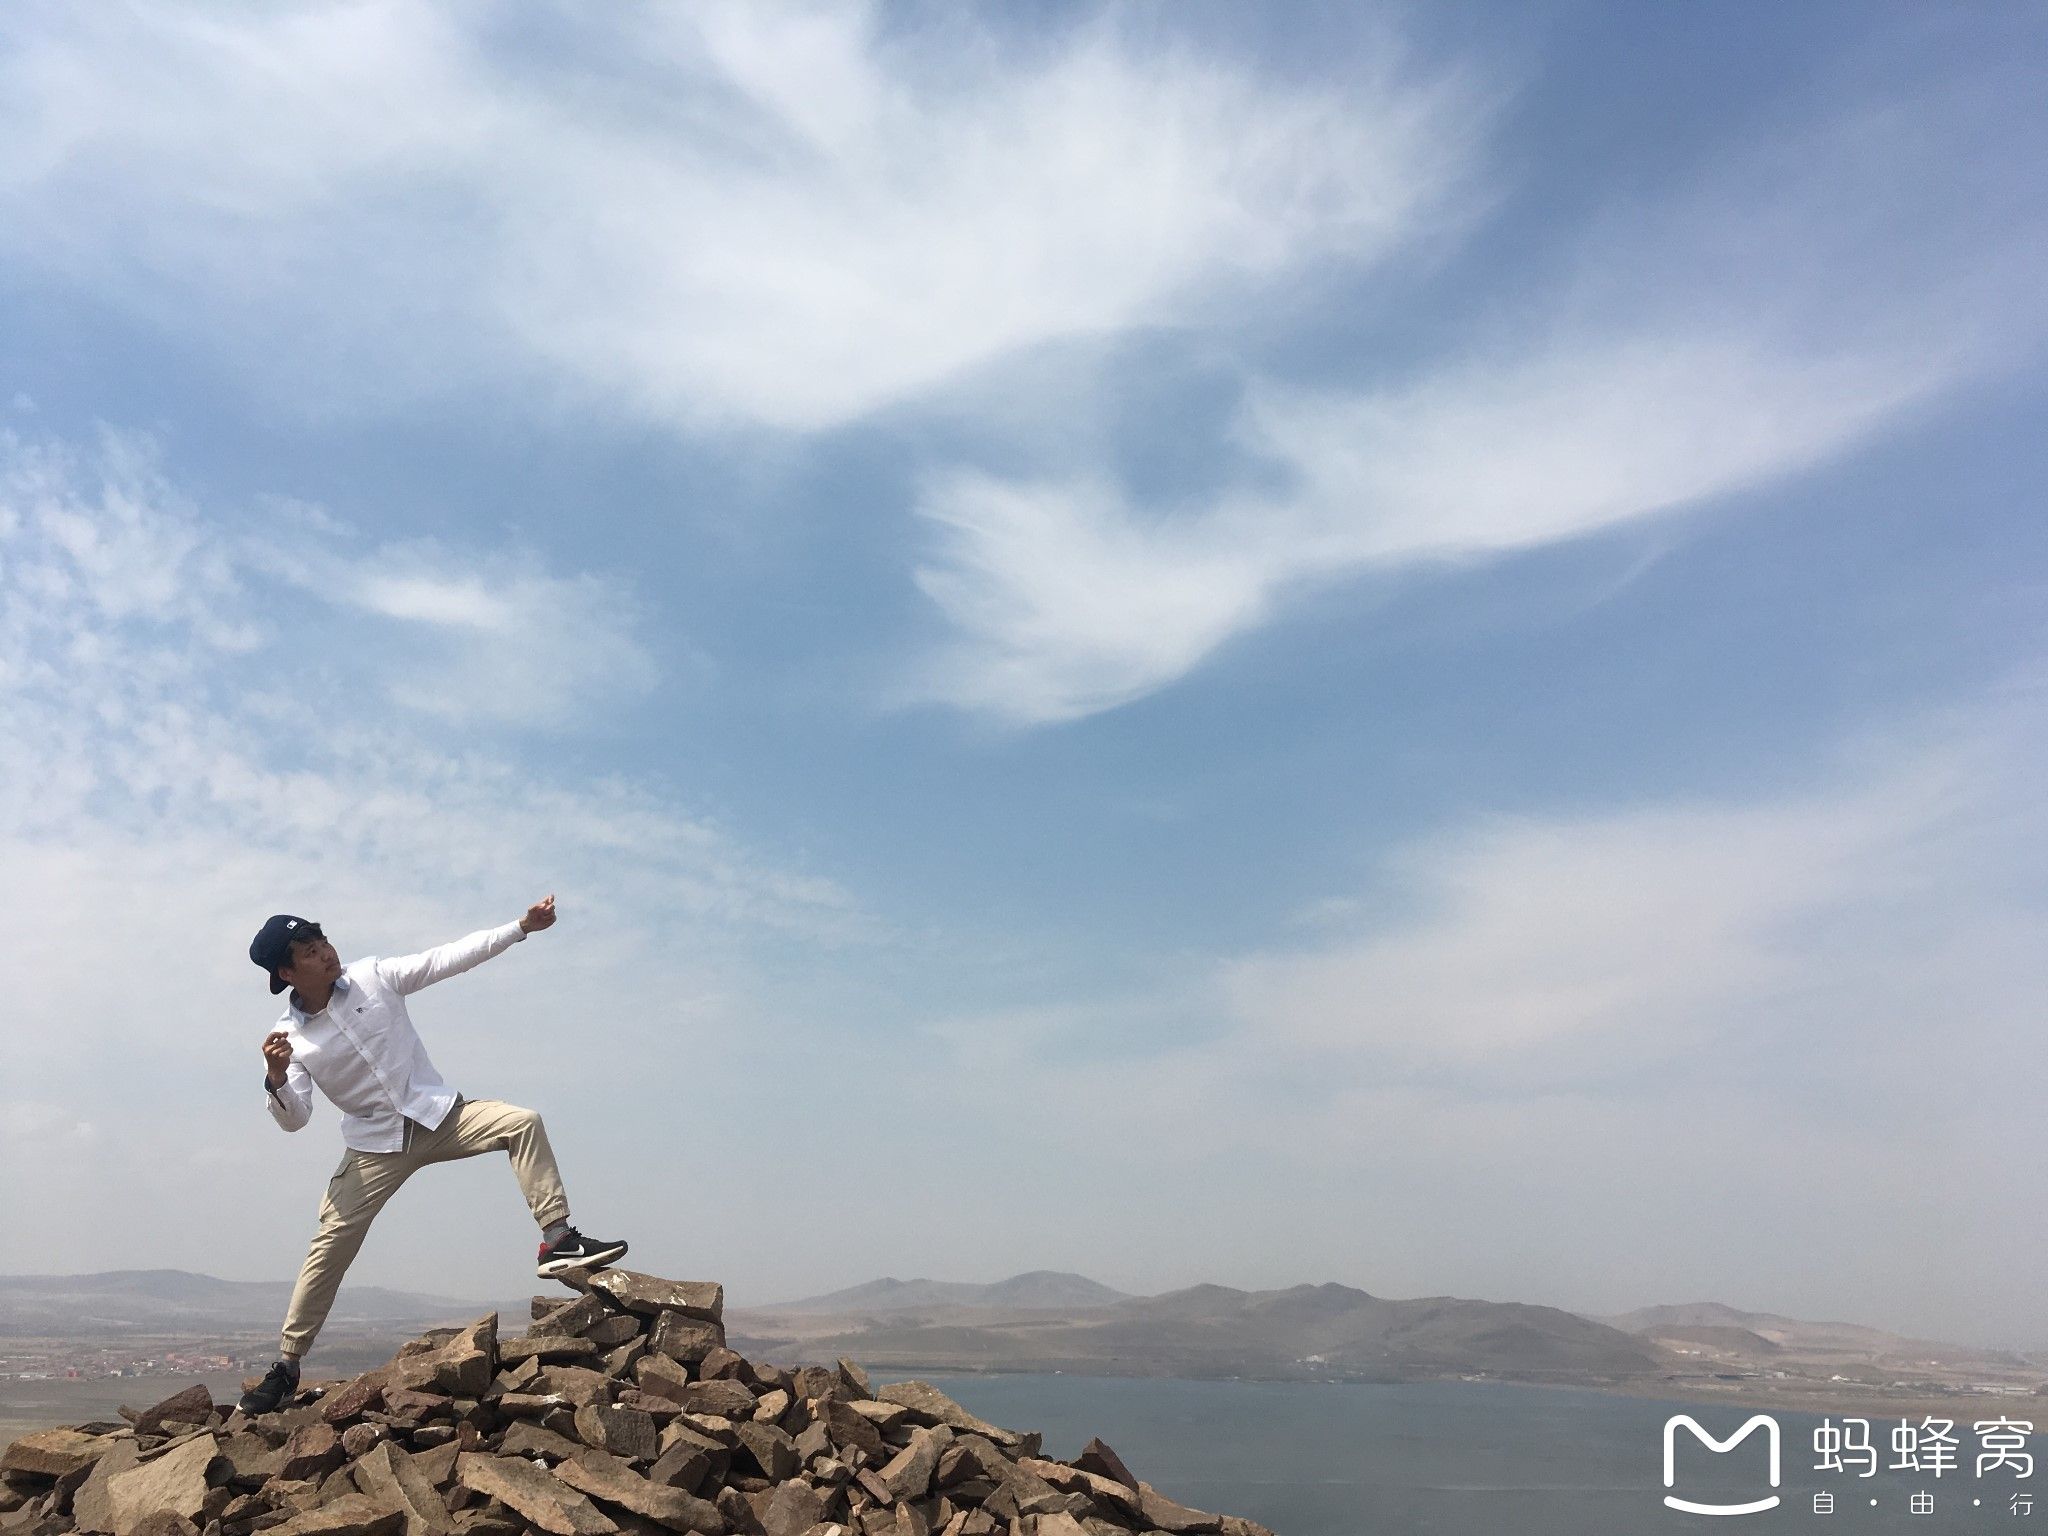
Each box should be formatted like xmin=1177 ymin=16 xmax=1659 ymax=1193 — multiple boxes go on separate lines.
xmin=536 ymin=1242 xmax=628 ymax=1278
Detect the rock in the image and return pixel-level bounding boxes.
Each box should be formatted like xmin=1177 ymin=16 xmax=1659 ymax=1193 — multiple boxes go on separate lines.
xmin=820 ymin=1405 xmax=883 ymax=1463
xmin=499 ymin=1339 xmax=599 ymax=1367
xmin=872 ymin=1391 xmax=1017 ymax=1453
xmin=527 ymin=1296 xmax=616 ymax=1340
xmin=1134 ymin=1484 xmax=1223 ymax=1535
xmin=215 ymin=1432 xmax=282 ymax=1488
xmin=1071 ymin=1440 xmax=1135 ymax=1494
xmin=347 ymin=1444 xmax=449 ymax=1536
xmin=992 ymin=1461 xmax=1064 ymax=1519
xmin=694 ymin=1350 xmax=744 ymax=1383
xmin=580 ymin=1317 xmax=643 ymax=1349
xmin=548 ymin=1449 xmax=721 ymax=1533
xmin=319 ymin=1375 xmax=388 ymax=1427
xmin=748 ymin=1481 xmax=823 ymax=1536
xmin=571 ymin=1407 xmax=657 ymax=1464
xmin=108 ymin=1434 xmax=216 ymax=1536
xmin=496 ymin=1423 xmax=583 ymax=1463
xmin=1015 ymin=1462 xmax=1139 ymax=1518
xmin=276 ymin=1428 xmax=342 ymax=1486
xmin=876 ymin=1431 xmax=940 ymax=1504
xmin=675 ymin=1383 xmax=753 ymax=1422
xmin=535 ymin=1368 xmax=610 ymax=1410
xmin=646 ymin=1314 xmax=724 ymax=1367
xmin=0 ymin=1267 xmax=1268 ymax=1536
xmin=786 ymin=1370 xmax=838 ymax=1404
xmin=730 ymin=1425 xmax=795 ymax=1483
xmin=1 ymin=1430 xmax=113 ymax=1479
xmin=834 ymin=1363 xmax=870 ymax=1400
xmin=632 ymin=1357 xmax=692 ymax=1406
xmin=454 ymin=1455 xmax=616 ymax=1536
xmin=71 ymin=1438 xmax=142 ymax=1532
xmin=267 ymin=1494 xmax=405 ymax=1536
xmin=377 ymin=1391 xmax=449 ymax=1426
xmin=838 ymin=1404 xmax=908 ymax=1434
xmin=584 ymin=1274 xmax=723 ymax=1323
xmin=132 ymin=1389 xmax=216 ymax=1441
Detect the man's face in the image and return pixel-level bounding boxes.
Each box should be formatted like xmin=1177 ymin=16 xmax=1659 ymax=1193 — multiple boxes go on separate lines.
xmin=277 ymin=932 xmax=341 ymax=995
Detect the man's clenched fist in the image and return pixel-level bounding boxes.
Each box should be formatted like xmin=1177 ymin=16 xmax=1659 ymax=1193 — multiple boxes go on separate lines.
xmin=262 ymin=1030 xmax=293 ymax=1088
xmin=519 ymin=894 xmax=557 ymax=935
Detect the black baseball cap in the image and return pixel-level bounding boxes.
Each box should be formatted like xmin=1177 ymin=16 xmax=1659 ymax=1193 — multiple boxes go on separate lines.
xmin=250 ymin=915 xmax=324 ymax=993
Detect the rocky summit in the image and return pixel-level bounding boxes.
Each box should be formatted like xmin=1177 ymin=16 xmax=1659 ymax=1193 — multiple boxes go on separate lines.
xmin=0 ymin=1267 xmax=1274 ymax=1536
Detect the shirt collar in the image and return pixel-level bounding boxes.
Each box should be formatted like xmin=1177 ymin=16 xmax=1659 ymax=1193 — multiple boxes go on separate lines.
xmin=288 ymin=971 xmax=351 ymax=1022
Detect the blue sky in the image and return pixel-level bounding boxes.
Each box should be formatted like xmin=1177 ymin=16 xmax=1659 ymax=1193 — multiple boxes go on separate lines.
xmin=2 ymin=1 xmax=2045 ymax=1350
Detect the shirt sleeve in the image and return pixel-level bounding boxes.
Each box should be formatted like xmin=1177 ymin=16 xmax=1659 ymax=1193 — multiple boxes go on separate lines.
xmin=374 ymin=921 xmax=527 ymax=996
xmin=266 ymin=1058 xmax=313 ymax=1132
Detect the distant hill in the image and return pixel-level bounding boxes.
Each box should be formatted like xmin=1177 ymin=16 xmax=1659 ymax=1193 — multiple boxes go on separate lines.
xmin=730 ymin=1275 xmax=1665 ymax=1382
xmin=752 ymin=1270 xmax=1131 ymax=1314
xmin=1596 ymin=1300 xmax=2035 ymax=1373
xmin=0 ymin=1270 xmax=495 ymax=1336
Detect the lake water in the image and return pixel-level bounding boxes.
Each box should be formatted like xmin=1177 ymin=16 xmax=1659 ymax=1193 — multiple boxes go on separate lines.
xmin=894 ymin=1372 xmax=2044 ymax=1534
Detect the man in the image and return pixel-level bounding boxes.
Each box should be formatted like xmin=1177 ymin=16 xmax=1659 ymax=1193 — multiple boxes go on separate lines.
xmin=239 ymin=896 xmax=627 ymax=1416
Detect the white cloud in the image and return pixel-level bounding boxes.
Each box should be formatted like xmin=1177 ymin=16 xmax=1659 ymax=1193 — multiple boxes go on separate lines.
xmin=0 ymin=427 xmax=863 ymax=1066
xmin=290 ymin=542 xmax=657 ymax=729
xmin=907 ymin=68 xmax=2047 ymax=724
xmin=0 ymin=2 xmax=1487 ymax=432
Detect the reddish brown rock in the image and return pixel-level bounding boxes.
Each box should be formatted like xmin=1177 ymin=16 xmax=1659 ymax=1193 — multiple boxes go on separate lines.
xmin=747 ymin=1480 xmax=823 ymax=1536
xmin=277 ymin=1426 xmax=343 ymax=1485
xmin=127 ymin=1386 xmax=214 ymax=1440
xmin=572 ymin=1406 xmax=657 ymax=1464
xmin=268 ymin=1493 xmax=406 ymax=1536
xmin=320 ymin=1374 xmax=388 ymax=1426
xmin=348 ymin=1442 xmax=450 ymax=1536
xmin=647 ymin=1314 xmax=724 ymax=1367
xmin=107 ymin=1433 xmax=216 ymax=1536
xmin=71 ymin=1437 xmax=143 ymax=1532
xmin=548 ymin=1448 xmax=721 ymax=1534
xmin=1135 ymin=1482 xmax=1224 ymax=1534
xmin=1 ymin=1429 xmax=113 ymax=1478
xmin=454 ymin=1454 xmax=616 ymax=1536
xmin=871 ymin=1389 xmax=1016 ymax=1452
xmin=584 ymin=1273 xmax=723 ymax=1323
xmin=1071 ymin=1438 xmax=1136 ymax=1493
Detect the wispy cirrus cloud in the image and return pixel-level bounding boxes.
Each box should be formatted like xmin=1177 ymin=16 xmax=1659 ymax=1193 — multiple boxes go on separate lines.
xmin=907 ymin=65 xmax=2048 ymax=724
xmin=0 ymin=426 xmax=861 ymax=1057
xmin=0 ymin=2 xmax=1489 ymax=432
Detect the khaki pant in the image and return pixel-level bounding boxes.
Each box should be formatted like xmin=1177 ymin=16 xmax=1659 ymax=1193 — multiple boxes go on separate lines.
xmin=280 ymin=1097 xmax=568 ymax=1357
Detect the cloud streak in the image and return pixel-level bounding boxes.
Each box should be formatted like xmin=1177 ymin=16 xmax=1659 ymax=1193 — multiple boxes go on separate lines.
xmin=0 ymin=2 xmax=1488 ymax=432
xmin=908 ymin=64 xmax=2047 ymax=723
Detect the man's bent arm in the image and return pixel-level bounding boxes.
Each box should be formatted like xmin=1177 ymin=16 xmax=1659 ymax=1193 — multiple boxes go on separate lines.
xmin=375 ymin=920 xmax=527 ymax=996
xmin=266 ymin=1059 xmax=313 ymax=1132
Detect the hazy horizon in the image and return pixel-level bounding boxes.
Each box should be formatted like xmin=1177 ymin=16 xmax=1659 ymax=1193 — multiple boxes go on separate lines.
xmin=3 ymin=3 xmax=2044 ymax=1356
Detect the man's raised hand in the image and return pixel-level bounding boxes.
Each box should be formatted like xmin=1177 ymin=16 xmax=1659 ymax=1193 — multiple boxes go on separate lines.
xmin=262 ymin=1030 xmax=293 ymax=1088
xmin=519 ymin=893 xmax=557 ymax=935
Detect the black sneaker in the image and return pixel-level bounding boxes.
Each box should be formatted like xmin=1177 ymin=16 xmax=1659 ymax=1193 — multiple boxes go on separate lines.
xmin=237 ymin=1359 xmax=300 ymax=1416
xmin=537 ymin=1227 xmax=629 ymax=1279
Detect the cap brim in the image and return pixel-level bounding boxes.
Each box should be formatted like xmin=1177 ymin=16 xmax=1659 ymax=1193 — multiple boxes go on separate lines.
xmin=269 ymin=973 xmax=288 ymax=994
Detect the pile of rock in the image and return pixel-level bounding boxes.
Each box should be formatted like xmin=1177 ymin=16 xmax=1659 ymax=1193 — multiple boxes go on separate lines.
xmin=0 ymin=1268 xmax=1273 ymax=1536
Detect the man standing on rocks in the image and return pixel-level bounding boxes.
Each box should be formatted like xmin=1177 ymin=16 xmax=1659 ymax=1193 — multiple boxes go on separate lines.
xmin=238 ymin=897 xmax=628 ymax=1416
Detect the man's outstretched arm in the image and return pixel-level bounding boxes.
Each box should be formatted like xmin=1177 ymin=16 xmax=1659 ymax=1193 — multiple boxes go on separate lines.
xmin=263 ymin=1031 xmax=313 ymax=1132
xmin=375 ymin=895 xmax=557 ymax=996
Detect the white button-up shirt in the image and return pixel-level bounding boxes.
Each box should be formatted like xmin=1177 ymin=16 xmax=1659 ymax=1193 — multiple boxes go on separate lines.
xmin=263 ymin=922 xmax=527 ymax=1152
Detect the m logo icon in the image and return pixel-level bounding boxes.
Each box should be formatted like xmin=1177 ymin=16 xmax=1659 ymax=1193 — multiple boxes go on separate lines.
xmin=1663 ymin=1414 xmax=1781 ymax=1516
